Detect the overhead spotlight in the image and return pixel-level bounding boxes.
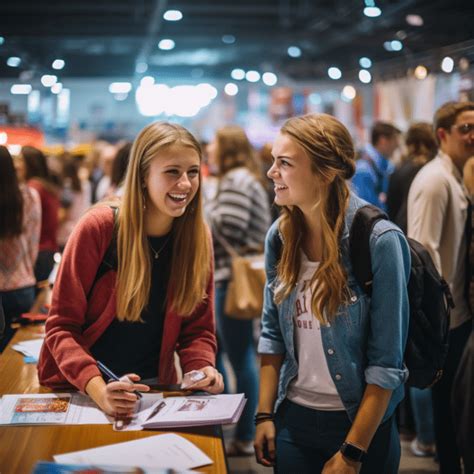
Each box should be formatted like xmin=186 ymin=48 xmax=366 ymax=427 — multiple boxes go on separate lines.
xmin=222 ymin=35 xmax=236 ymax=44
xmin=406 ymin=14 xmax=423 ymax=26
xmin=158 ymin=39 xmax=175 ymax=50
xmin=359 ymin=69 xmax=372 ymax=83
xmin=51 ymin=83 xmax=63 ymax=94
xmin=262 ymin=72 xmax=278 ymax=86
xmin=359 ymin=57 xmax=372 ymax=68
xmin=441 ymin=57 xmax=454 ymax=73
xmin=52 ymin=59 xmax=65 ymax=70
xmin=231 ymin=68 xmax=245 ymax=80
xmin=136 ymin=62 xmax=148 ymax=73
xmin=140 ymin=76 xmax=155 ymax=86
xmin=245 ymin=70 xmax=260 ymax=82
xmin=384 ymin=40 xmax=403 ymax=52
xmin=10 ymin=84 xmax=32 ymax=95
xmin=363 ymin=7 xmax=382 ymax=17
xmin=414 ymin=65 xmax=428 ymax=80
xmin=341 ymin=85 xmax=356 ymax=101
xmin=7 ymin=56 xmax=21 ymax=67
xmin=224 ymin=83 xmax=239 ymax=96
xmin=109 ymin=82 xmax=132 ymax=94
xmin=287 ymin=46 xmax=302 ymax=58
xmin=163 ymin=9 xmax=183 ymax=21
xmin=41 ymin=75 xmax=58 ymax=87
xmin=328 ymin=67 xmax=342 ymax=80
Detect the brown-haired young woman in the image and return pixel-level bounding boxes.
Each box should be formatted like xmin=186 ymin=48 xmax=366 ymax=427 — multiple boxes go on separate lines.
xmin=38 ymin=122 xmax=223 ymax=418
xmin=255 ymin=114 xmax=411 ymax=473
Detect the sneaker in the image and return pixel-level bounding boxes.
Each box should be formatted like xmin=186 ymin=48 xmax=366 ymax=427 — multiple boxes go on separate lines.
xmin=410 ymin=437 xmax=436 ymax=457
xmin=226 ymin=439 xmax=254 ymax=457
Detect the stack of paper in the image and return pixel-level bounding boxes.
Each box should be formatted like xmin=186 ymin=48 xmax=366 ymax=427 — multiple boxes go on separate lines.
xmin=11 ymin=338 xmax=44 ymax=361
xmin=139 ymin=393 xmax=246 ymax=429
xmin=33 ymin=463 xmax=198 ymax=473
xmin=53 ymin=433 xmax=212 ymax=471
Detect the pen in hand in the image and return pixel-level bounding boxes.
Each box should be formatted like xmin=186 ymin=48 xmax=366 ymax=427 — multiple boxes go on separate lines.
xmin=145 ymin=401 xmax=166 ymax=421
xmin=96 ymin=361 xmax=143 ymax=399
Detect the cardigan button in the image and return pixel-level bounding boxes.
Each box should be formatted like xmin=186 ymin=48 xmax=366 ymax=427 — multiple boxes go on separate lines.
xmin=327 ymin=348 xmax=335 ymax=355
xmin=335 ymin=373 xmax=342 ymax=380
xmin=350 ymin=295 xmax=358 ymax=303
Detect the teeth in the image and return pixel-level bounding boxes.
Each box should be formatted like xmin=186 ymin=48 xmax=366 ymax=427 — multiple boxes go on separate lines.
xmin=169 ymin=193 xmax=187 ymax=199
xmin=275 ymin=185 xmax=288 ymax=190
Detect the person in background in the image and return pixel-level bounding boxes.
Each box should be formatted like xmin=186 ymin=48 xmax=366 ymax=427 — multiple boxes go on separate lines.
xmin=387 ymin=122 xmax=438 ymax=233
xmin=94 ymin=143 xmax=116 ymax=202
xmin=259 ymin=143 xmax=280 ymax=222
xmin=0 ymin=146 xmax=41 ymax=351
xmin=108 ymin=142 xmax=132 ymax=198
xmin=255 ymin=114 xmax=410 ymax=473
xmin=37 ymin=122 xmax=223 ymax=418
xmin=352 ymin=121 xmax=401 ymax=211
xmin=16 ymin=146 xmax=60 ymax=284
xmin=408 ymin=101 xmax=474 ymax=474
xmin=57 ymin=154 xmax=92 ymax=249
xmin=205 ymin=125 xmax=271 ymax=456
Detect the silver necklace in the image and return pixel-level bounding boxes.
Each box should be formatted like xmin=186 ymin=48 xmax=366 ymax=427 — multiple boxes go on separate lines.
xmin=149 ymin=234 xmax=172 ymax=259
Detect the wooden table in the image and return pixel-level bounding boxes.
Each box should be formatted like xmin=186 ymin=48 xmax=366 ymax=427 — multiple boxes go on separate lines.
xmin=0 ymin=326 xmax=228 ymax=474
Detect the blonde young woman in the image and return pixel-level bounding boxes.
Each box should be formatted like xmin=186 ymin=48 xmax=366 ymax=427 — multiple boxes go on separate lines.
xmin=254 ymin=114 xmax=411 ymax=473
xmin=38 ymin=122 xmax=223 ymax=417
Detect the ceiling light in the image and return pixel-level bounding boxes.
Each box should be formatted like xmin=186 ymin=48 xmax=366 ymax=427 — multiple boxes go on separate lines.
xmin=52 ymin=59 xmax=65 ymax=70
xmin=363 ymin=7 xmax=382 ymax=17
xmin=0 ymin=37 xmax=4 ymax=45
xmin=441 ymin=57 xmax=454 ymax=73
xmin=224 ymin=83 xmax=239 ymax=96
xmin=41 ymin=75 xmax=58 ymax=87
xmin=328 ymin=67 xmax=342 ymax=80
xmin=287 ymin=46 xmax=302 ymax=58
xmin=341 ymin=85 xmax=356 ymax=101
xmin=406 ymin=14 xmax=423 ymax=26
xmin=262 ymin=72 xmax=278 ymax=86
xmin=414 ymin=65 xmax=428 ymax=80
xmin=384 ymin=40 xmax=403 ymax=52
xmin=7 ymin=56 xmax=21 ymax=67
xmin=359 ymin=69 xmax=372 ymax=83
xmin=246 ymin=70 xmax=260 ymax=82
xmin=222 ymin=35 xmax=236 ymax=44
xmin=136 ymin=62 xmax=148 ymax=73
xmin=231 ymin=68 xmax=245 ymax=80
xmin=10 ymin=84 xmax=32 ymax=95
xmin=109 ymin=82 xmax=132 ymax=94
xmin=158 ymin=39 xmax=175 ymax=51
xmin=163 ymin=9 xmax=183 ymax=21
xmin=140 ymin=76 xmax=155 ymax=86
xmin=359 ymin=57 xmax=372 ymax=68
xmin=51 ymin=83 xmax=63 ymax=94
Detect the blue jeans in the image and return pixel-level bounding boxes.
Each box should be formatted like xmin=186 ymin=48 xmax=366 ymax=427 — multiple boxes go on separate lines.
xmin=215 ymin=281 xmax=259 ymax=442
xmin=274 ymin=399 xmax=401 ymax=474
xmin=410 ymin=387 xmax=434 ymax=445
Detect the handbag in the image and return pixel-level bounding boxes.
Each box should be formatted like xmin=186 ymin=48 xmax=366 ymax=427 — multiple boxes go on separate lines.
xmin=214 ymin=231 xmax=266 ymax=320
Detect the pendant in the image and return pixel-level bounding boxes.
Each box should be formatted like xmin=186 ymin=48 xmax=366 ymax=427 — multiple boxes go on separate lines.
xmin=154 ymin=252 xmax=159 ymax=259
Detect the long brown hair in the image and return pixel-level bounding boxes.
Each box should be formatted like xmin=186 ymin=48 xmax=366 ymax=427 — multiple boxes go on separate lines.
xmin=274 ymin=114 xmax=356 ymax=324
xmin=116 ymin=122 xmax=211 ymax=322
xmin=0 ymin=146 xmax=23 ymax=239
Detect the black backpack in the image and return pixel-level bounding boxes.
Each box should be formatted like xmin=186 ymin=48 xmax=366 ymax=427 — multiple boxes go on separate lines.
xmin=349 ymin=204 xmax=454 ymax=389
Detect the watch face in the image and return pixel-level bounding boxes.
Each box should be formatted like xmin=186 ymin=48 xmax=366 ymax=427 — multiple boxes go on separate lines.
xmin=341 ymin=442 xmax=365 ymax=462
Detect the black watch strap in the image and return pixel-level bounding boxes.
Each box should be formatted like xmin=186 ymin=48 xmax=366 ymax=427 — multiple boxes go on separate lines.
xmin=340 ymin=442 xmax=367 ymax=463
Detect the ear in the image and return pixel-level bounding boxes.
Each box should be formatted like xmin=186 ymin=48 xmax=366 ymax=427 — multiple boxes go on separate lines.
xmin=436 ymin=127 xmax=447 ymax=143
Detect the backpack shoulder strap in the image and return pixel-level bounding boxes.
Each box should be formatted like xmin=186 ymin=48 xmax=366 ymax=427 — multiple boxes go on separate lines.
xmin=362 ymin=155 xmax=384 ymax=195
xmin=349 ymin=204 xmax=388 ymax=296
xmin=87 ymin=206 xmax=119 ymax=299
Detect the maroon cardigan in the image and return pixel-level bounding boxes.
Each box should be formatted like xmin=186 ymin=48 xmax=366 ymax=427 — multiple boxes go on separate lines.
xmin=37 ymin=206 xmax=216 ymax=392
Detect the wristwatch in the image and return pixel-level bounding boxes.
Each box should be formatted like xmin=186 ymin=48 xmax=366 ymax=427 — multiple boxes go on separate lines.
xmin=340 ymin=442 xmax=367 ymax=463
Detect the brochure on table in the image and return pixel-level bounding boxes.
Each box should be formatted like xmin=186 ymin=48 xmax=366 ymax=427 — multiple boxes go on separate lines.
xmin=53 ymin=433 xmax=212 ymax=471
xmin=0 ymin=392 xmax=163 ymax=426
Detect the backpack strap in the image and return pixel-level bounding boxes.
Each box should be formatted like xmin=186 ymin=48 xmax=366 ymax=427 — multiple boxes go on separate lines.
xmin=362 ymin=155 xmax=384 ymax=196
xmin=349 ymin=204 xmax=388 ymax=296
xmin=87 ymin=206 xmax=119 ymax=299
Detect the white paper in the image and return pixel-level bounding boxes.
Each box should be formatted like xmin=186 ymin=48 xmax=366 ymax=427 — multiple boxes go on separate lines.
xmin=0 ymin=392 xmax=164 ymax=426
xmin=11 ymin=338 xmax=44 ymax=360
xmin=54 ymin=433 xmax=213 ymax=470
xmin=141 ymin=393 xmax=246 ymax=429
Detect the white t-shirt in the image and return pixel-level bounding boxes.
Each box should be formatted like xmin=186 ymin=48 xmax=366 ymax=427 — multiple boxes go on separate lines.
xmin=287 ymin=252 xmax=345 ymax=410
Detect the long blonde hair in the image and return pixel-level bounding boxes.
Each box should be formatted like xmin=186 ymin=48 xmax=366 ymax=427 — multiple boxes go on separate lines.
xmin=274 ymin=114 xmax=356 ymax=324
xmin=116 ymin=122 xmax=210 ymax=321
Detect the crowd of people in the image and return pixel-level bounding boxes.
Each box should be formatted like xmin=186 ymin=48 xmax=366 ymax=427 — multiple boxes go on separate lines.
xmin=0 ymin=100 xmax=473 ymax=473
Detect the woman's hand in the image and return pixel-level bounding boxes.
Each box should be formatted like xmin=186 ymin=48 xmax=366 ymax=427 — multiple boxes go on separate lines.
xmin=322 ymin=451 xmax=361 ymax=474
xmin=254 ymin=420 xmax=276 ymax=467
xmin=185 ymin=366 xmax=224 ymax=394
xmin=87 ymin=374 xmax=150 ymax=417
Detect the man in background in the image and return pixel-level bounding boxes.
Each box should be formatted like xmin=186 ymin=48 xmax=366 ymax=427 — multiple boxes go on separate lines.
xmin=352 ymin=121 xmax=401 ymax=210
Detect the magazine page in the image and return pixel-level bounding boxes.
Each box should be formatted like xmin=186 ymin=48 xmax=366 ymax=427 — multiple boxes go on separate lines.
xmin=141 ymin=393 xmax=246 ymax=429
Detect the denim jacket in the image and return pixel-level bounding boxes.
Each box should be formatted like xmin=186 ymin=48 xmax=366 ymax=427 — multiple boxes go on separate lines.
xmin=258 ymin=193 xmax=411 ymax=422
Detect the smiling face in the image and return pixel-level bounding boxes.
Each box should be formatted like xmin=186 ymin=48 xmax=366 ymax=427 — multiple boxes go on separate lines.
xmin=144 ymin=145 xmax=200 ymax=232
xmin=268 ymin=132 xmax=322 ymax=216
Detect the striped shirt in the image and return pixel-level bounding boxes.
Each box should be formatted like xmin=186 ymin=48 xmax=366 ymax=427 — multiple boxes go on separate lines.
xmin=205 ymin=167 xmax=271 ymax=282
